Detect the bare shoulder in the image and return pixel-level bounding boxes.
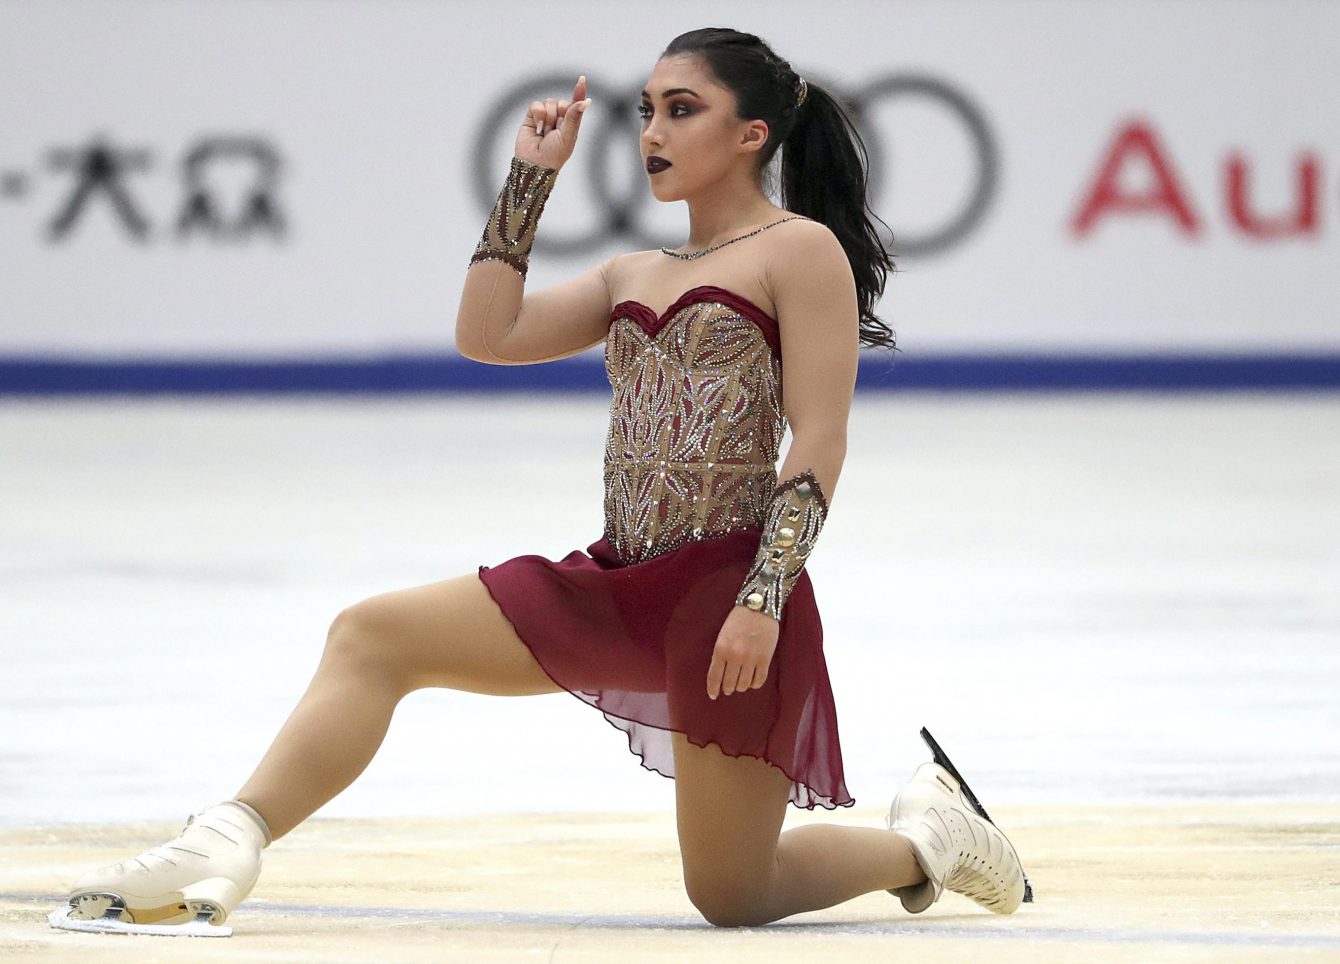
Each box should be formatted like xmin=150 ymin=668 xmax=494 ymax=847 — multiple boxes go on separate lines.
xmin=605 ymin=248 xmax=661 ymax=301
xmin=770 ymin=216 xmax=844 ymax=260
xmin=626 ymin=248 xmax=667 ymax=266
xmin=782 ymin=215 xmax=835 ymax=240
xmin=608 ymin=248 xmax=662 ymax=273
xmin=765 ymin=218 xmax=853 ymax=294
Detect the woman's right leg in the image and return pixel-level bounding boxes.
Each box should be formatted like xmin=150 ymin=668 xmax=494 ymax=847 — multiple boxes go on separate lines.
xmin=233 ymin=572 xmax=561 ymax=841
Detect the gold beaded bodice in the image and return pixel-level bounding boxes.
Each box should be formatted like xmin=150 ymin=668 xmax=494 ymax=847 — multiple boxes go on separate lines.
xmin=603 ymin=285 xmax=786 ymax=566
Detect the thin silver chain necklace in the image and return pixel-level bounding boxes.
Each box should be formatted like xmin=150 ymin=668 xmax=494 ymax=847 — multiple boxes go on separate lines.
xmin=660 ymin=215 xmax=808 ymax=260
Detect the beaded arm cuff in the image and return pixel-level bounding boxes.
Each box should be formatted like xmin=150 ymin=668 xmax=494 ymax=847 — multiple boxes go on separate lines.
xmin=735 ymin=468 xmax=830 ymax=621
xmin=468 ymin=156 xmax=559 ymax=279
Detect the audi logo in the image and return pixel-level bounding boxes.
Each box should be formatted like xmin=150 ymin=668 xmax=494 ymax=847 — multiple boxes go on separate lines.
xmin=472 ymin=71 xmax=999 ymax=258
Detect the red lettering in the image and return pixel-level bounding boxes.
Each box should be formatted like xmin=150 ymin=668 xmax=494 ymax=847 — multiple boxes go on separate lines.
xmin=1072 ymin=119 xmax=1202 ymax=237
xmin=1225 ymin=151 xmax=1320 ymax=238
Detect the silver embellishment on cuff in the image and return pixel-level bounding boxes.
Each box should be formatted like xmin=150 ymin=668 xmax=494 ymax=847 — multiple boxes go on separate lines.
xmin=735 ymin=468 xmax=829 ymax=620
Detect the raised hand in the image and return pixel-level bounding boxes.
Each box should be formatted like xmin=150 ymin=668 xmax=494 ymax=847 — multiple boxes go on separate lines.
xmin=515 ymin=74 xmax=591 ymax=171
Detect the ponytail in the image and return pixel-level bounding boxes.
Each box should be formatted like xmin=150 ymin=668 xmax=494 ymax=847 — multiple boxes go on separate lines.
xmin=662 ymin=27 xmax=898 ymax=352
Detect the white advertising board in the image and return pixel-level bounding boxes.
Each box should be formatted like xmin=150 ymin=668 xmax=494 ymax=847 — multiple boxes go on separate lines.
xmin=0 ymin=0 xmax=1336 ymax=369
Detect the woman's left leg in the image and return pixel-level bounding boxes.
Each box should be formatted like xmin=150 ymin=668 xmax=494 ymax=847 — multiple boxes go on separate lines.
xmin=672 ymin=733 xmax=927 ymax=927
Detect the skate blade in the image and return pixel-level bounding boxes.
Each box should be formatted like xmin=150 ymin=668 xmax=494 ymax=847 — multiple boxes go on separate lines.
xmin=49 ymin=906 xmax=232 ymax=937
xmin=920 ymin=726 xmax=1034 ymax=904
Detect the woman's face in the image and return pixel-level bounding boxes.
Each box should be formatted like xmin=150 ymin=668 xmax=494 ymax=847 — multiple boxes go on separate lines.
xmin=639 ymin=54 xmax=768 ymax=201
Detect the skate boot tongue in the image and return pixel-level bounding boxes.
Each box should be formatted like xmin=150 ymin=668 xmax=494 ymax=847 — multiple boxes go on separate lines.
xmin=217 ymin=800 xmax=273 ymax=848
xmin=893 ymin=869 xmax=939 ymax=914
xmin=179 ymin=801 xmax=271 ymax=852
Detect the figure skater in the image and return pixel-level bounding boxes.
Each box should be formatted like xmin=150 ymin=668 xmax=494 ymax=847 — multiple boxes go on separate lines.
xmin=55 ymin=27 xmax=1028 ymax=936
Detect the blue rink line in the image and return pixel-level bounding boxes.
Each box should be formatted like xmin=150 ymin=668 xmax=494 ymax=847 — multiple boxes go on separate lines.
xmin=15 ymin=893 xmax=1340 ymax=948
xmin=1 ymin=352 xmax=1338 ymax=394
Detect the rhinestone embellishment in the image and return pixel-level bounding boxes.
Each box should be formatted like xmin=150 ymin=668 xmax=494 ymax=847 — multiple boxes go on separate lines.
xmin=603 ymin=299 xmax=786 ymax=566
xmin=469 ymin=156 xmax=559 ymax=279
xmin=733 ymin=468 xmax=830 ymax=621
xmin=660 ymin=216 xmax=808 ymax=260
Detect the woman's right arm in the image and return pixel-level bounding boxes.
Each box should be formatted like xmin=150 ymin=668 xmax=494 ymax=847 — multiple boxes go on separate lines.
xmin=455 ymin=75 xmax=610 ymax=366
xmin=455 ymin=247 xmax=616 ymax=366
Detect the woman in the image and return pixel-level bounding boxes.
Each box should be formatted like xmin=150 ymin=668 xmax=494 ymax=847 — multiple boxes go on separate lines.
xmin=57 ymin=27 xmax=1027 ymax=934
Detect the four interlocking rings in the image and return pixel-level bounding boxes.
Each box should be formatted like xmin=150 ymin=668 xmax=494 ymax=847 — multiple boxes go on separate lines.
xmin=472 ymin=72 xmax=999 ymax=258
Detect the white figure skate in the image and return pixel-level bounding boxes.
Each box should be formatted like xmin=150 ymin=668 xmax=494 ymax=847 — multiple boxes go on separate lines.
xmin=886 ymin=728 xmax=1033 ymax=915
xmin=49 ymin=799 xmax=271 ymax=937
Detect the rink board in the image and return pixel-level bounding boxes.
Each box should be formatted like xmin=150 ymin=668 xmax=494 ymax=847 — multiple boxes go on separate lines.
xmin=3 ymin=804 xmax=1340 ymax=962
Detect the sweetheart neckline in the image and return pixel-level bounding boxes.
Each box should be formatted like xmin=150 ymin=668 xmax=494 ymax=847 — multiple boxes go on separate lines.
xmin=607 ymin=284 xmax=782 ymax=361
xmin=609 ymin=284 xmax=778 ymax=326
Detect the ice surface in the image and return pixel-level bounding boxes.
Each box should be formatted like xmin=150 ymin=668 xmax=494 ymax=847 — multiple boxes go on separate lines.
xmin=1 ymin=393 xmax=1336 ymax=825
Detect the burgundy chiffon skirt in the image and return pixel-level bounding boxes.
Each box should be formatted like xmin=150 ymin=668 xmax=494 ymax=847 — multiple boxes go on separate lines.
xmin=477 ymin=527 xmax=852 ymax=809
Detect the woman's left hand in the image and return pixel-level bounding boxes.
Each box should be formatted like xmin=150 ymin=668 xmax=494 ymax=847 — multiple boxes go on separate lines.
xmin=706 ymin=605 xmax=780 ymax=699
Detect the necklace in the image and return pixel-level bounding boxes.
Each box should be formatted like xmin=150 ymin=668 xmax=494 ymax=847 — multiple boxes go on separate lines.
xmin=660 ymin=215 xmax=808 ymax=260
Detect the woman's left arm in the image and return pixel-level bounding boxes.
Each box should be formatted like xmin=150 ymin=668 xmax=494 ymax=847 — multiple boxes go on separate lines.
xmin=706 ymin=222 xmax=860 ymax=700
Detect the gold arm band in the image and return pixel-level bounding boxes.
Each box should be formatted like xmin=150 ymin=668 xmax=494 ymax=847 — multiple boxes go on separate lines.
xmin=468 ymin=156 xmax=559 ymax=279
xmin=735 ymin=468 xmax=830 ymax=621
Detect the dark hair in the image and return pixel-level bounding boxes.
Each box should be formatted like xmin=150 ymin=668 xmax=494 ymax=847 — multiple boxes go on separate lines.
xmin=662 ymin=27 xmax=898 ymax=353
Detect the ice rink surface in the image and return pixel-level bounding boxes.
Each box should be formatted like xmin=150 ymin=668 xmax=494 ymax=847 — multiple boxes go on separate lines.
xmin=1 ymin=393 xmax=1337 ymax=826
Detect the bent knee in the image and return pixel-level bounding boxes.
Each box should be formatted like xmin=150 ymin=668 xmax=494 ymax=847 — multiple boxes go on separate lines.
xmin=323 ymin=600 xmax=401 ymax=677
xmin=326 ymin=600 xmax=373 ymax=650
xmin=685 ymin=879 xmax=771 ymax=928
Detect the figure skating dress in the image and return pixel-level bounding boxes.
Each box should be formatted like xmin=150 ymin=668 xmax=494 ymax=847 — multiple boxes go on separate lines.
xmin=478 ymin=284 xmax=852 ymax=809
